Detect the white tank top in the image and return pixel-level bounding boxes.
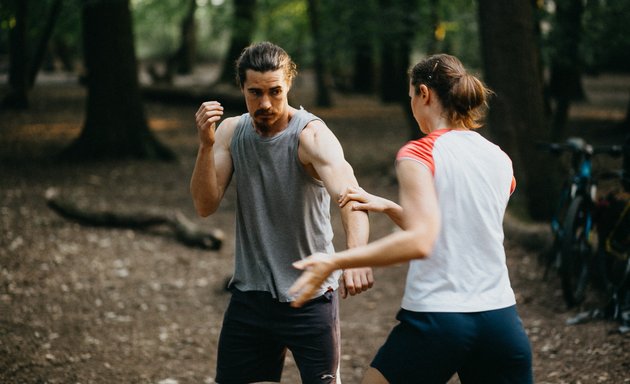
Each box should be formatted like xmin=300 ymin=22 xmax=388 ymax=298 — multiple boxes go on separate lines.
xmin=396 ymin=129 xmax=517 ymax=312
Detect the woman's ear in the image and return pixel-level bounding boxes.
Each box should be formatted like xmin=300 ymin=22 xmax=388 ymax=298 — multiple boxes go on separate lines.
xmin=419 ymin=84 xmax=431 ymax=104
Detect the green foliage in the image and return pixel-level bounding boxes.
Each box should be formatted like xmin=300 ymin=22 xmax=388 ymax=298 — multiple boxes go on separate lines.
xmin=539 ymin=0 xmax=630 ymax=75
xmin=131 ymin=0 xmax=232 ymax=61
xmin=255 ymin=0 xmax=311 ymax=65
xmin=53 ymin=0 xmax=82 ymax=58
xmin=418 ymin=0 xmax=481 ymax=69
xmin=0 ymin=2 xmax=14 ymax=56
xmin=582 ymin=0 xmax=630 ymax=73
xmin=132 ymin=0 xmax=191 ymax=59
xmin=0 ymin=0 xmax=82 ymax=71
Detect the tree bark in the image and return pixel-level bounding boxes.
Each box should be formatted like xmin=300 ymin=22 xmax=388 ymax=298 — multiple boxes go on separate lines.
xmin=168 ymin=0 xmax=197 ymax=76
xmin=28 ymin=0 xmax=63 ymax=87
xmin=60 ymin=0 xmax=174 ymax=161
xmin=548 ymin=0 xmax=585 ymax=141
xmin=218 ymin=0 xmax=257 ymax=85
xmin=621 ymin=91 xmax=630 ymax=132
xmin=378 ymin=0 xmax=420 ymax=139
xmin=3 ymin=0 xmax=29 ymax=109
xmin=307 ymin=0 xmax=332 ymax=107
xmin=349 ymin=2 xmax=376 ymax=94
xmin=378 ymin=0 xmax=415 ymax=104
xmin=478 ymin=0 xmax=556 ymax=220
xmin=426 ymin=0 xmax=440 ymax=55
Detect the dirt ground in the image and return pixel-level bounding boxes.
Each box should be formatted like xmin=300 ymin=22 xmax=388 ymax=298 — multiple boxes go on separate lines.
xmin=1 ymin=71 xmax=630 ymax=384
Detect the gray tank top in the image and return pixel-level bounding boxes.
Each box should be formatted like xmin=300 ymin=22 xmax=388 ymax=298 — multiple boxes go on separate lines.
xmin=229 ymin=108 xmax=340 ymax=302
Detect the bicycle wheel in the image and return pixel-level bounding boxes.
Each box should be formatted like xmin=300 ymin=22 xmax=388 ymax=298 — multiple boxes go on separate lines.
xmin=560 ymin=196 xmax=593 ymax=307
xmin=542 ymin=184 xmax=572 ymax=279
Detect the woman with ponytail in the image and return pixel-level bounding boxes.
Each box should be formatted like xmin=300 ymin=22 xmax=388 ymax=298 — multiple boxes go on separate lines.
xmin=290 ymin=54 xmax=533 ymax=384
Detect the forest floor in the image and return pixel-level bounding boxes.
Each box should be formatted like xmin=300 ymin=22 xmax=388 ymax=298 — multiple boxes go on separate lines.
xmin=1 ymin=69 xmax=630 ymax=384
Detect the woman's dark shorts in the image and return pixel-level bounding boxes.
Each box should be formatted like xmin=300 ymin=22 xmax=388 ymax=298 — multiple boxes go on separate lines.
xmin=371 ymin=305 xmax=533 ymax=384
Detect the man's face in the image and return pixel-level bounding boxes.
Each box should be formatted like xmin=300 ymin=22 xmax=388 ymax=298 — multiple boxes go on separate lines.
xmin=242 ymin=69 xmax=291 ymax=134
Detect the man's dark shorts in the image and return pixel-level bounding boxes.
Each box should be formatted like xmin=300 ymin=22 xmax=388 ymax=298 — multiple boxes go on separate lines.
xmin=371 ymin=305 xmax=533 ymax=384
xmin=215 ymin=288 xmax=339 ymax=384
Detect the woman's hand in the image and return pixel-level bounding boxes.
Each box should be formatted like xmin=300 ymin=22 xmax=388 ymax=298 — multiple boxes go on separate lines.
xmin=289 ymin=253 xmax=340 ymax=307
xmin=340 ymin=186 xmax=405 ymax=229
xmin=338 ymin=186 xmax=389 ymax=213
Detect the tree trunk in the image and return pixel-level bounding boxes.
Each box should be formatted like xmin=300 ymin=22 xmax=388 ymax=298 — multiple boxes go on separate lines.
xmin=548 ymin=0 xmax=585 ymax=140
xmin=426 ymin=0 xmax=440 ymax=54
xmin=60 ymin=0 xmax=174 ymax=161
xmin=378 ymin=0 xmax=419 ymax=139
xmin=218 ymin=0 xmax=257 ymax=85
xmin=168 ymin=0 xmax=197 ymax=75
xmin=28 ymin=0 xmax=63 ymax=87
xmin=3 ymin=0 xmax=29 ymax=109
xmin=307 ymin=0 xmax=332 ymax=107
xmin=624 ymin=92 xmax=630 ymax=131
xmin=478 ymin=0 xmax=556 ymax=220
xmin=378 ymin=0 xmax=414 ymax=104
xmin=351 ymin=40 xmax=375 ymax=94
xmin=349 ymin=2 xmax=376 ymax=94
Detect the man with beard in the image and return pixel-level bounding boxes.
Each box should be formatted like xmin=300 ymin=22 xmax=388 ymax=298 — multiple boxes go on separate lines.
xmin=190 ymin=41 xmax=373 ymax=384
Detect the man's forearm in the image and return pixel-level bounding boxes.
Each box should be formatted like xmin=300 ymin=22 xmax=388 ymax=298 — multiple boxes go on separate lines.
xmin=342 ymin=206 xmax=370 ymax=249
xmin=190 ymin=145 xmax=220 ymax=216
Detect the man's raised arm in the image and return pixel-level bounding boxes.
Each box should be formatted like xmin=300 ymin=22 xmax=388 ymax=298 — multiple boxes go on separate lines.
xmin=190 ymin=101 xmax=235 ymax=217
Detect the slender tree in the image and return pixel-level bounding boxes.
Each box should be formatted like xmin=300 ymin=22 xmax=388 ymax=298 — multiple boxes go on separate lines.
xmin=307 ymin=0 xmax=331 ymax=106
xmin=426 ymin=0 xmax=440 ymax=55
xmin=348 ymin=1 xmax=377 ymax=94
xmin=60 ymin=0 xmax=173 ymax=161
xmin=547 ymin=0 xmax=585 ymax=140
xmin=378 ymin=0 xmax=417 ymax=104
xmin=218 ymin=0 xmax=257 ymax=85
xmin=3 ymin=0 xmax=29 ymax=109
xmin=378 ymin=0 xmax=420 ymax=139
xmin=28 ymin=0 xmax=63 ymax=87
xmin=478 ymin=0 xmax=555 ymax=220
xmin=623 ymin=93 xmax=630 ymax=132
xmin=168 ymin=0 xmax=197 ymax=75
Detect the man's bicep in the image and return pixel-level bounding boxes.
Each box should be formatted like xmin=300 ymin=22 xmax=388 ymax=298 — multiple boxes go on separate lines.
xmin=302 ymin=124 xmax=359 ymax=196
xmin=318 ymin=159 xmax=359 ymax=199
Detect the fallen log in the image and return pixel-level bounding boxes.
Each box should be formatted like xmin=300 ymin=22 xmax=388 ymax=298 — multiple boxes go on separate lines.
xmin=45 ymin=187 xmax=223 ymax=250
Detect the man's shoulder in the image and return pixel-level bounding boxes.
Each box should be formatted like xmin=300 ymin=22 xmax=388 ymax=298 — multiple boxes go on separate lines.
xmin=215 ymin=115 xmax=243 ymax=147
xmin=299 ymin=118 xmax=334 ymax=146
xmin=219 ymin=115 xmax=244 ymax=133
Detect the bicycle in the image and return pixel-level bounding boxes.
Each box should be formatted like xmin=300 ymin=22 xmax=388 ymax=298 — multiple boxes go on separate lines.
xmin=594 ymin=188 xmax=630 ymax=332
xmin=567 ymin=159 xmax=630 ymax=332
xmin=538 ymin=137 xmax=622 ymax=308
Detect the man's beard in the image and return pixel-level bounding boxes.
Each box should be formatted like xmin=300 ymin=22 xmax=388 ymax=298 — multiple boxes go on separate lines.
xmin=253 ymin=109 xmax=274 ymax=133
xmin=253 ymin=120 xmax=272 ymax=133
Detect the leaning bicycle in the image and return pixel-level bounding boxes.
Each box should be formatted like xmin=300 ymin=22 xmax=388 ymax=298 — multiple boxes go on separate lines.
xmin=567 ymin=137 xmax=630 ymax=331
xmin=538 ymin=137 xmax=622 ymax=307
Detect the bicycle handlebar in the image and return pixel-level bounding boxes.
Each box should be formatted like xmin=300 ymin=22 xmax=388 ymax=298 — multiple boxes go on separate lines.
xmin=536 ymin=137 xmax=622 ymax=157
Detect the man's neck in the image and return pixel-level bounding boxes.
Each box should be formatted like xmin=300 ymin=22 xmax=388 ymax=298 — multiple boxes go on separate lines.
xmin=254 ymin=107 xmax=298 ymax=137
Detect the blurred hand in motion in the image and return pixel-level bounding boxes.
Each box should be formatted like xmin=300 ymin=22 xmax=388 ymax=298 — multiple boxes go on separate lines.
xmin=290 ymin=253 xmax=340 ymax=307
